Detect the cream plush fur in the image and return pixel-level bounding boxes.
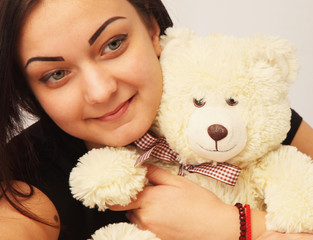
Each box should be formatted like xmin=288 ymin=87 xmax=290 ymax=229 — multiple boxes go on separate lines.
xmin=69 ymin=28 xmax=313 ymax=239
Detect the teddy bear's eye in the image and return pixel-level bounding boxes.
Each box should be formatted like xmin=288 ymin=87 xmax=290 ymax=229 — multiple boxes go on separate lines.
xmin=226 ymin=98 xmax=238 ymax=106
xmin=193 ymin=98 xmax=206 ymax=108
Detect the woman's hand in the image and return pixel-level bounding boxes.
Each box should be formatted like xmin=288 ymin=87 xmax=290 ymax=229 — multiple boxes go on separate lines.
xmin=110 ymin=165 xmax=313 ymax=240
xmin=257 ymin=231 xmax=313 ymax=240
xmin=110 ymin=164 xmax=241 ymax=240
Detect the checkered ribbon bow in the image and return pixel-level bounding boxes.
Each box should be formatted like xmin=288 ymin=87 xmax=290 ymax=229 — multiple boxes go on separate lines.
xmin=134 ymin=132 xmax=241 ymax=186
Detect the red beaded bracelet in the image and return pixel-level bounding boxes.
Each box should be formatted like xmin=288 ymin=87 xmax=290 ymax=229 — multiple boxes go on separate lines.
xmin=235 ymin=203 xmax=246 ymax=240
xmin=235 ymin=203 xmax=251 ymax=240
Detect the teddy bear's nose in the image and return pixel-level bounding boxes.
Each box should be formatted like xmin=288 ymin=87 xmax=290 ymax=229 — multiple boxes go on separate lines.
xmin=207 ymin=124 xmax=228 ymax=141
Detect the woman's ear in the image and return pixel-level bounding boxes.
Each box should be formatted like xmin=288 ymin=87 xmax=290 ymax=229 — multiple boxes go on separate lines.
xmin=150 ymin=18 xmax=162 ymax=57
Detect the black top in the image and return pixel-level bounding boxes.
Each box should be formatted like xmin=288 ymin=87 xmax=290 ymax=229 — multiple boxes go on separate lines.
xmin=9 ymin=109 xmax=302 ymax=239
xmin=10 ymin=118 xmax=128 ymax=240
xmin=282 ymin=109 xmax=303 ymax=145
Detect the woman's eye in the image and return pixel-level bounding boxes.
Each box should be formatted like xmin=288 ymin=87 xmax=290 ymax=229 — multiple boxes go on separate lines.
xmin=226 ymin=98 xmax=238 ymax=106
xmin=40 ymin=70 xmax=69 ymax=83
xmin=51 ymin=70 xmax=66 ymax=80
xmin=107 ymin=39 xmax=122 ymax=51
xmin=193 ymin=98 xmax=206 ymax=108
xmin=101 ymin=34 xmax=128 ymax=56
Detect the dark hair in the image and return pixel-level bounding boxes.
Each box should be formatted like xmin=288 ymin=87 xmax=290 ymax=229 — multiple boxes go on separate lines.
xmin=128 ymin=0 xmax=173 ymax=35
xmin=0 ymin=0 xmax=172 ymax=226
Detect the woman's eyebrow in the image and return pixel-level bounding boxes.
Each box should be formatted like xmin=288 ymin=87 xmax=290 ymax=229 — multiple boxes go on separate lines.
xmin=25 ymin=56 xmax=65 ymax=69
xmin=88 ymin=16 xmax=126 ymax=45
xmin=24 ymin=16 xmax=126 ymax=68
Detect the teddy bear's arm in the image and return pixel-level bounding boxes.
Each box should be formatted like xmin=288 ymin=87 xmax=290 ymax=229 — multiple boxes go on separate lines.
xmin=69 ymin=146 xmax=148 ymax=211
xmin=254 ymin=145 xmax=313 ymax=233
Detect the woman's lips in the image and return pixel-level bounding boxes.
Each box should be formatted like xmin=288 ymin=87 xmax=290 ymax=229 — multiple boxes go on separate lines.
xmin=96 ymin=97 xmax=133 ymax=122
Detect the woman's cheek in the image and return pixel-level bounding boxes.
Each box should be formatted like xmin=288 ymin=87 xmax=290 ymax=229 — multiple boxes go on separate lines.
xmin=39 ymin=89 xmax=82 ymax=123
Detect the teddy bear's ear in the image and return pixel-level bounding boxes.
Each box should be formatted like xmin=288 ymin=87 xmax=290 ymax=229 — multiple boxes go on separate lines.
xmin=160 ymin=27 xmax=196 ymax=49
xmin=253 ymin=36 xmax=299 ymax=84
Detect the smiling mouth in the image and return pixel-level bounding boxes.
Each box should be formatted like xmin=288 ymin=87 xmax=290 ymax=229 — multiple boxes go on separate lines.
xmin=199 ymin=143 xmax=236 ymax=153
xmin=96 ymin=96 xmax=134 ymax=122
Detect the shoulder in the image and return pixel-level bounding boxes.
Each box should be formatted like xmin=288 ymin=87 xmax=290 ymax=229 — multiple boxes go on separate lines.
xmin=282 ymin=109 xmax=302 ymax=145
xmin=290 ymin=120 xmax=313 ymax=159
xmin=0 ymin=181 xmax=60 ymax=239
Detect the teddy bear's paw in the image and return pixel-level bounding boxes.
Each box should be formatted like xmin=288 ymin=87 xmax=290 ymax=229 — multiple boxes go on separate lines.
xmin=69 ymin=147 xmax=148 ymax=211
xmin=261 ymin=146 xmax=313 ymax=233
xmin=90 ymin=223 xmax=160 ymax=240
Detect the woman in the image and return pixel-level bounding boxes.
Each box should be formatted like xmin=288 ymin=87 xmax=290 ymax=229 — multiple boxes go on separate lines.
xmin=0 ymin=0 xmax=313 ymax=239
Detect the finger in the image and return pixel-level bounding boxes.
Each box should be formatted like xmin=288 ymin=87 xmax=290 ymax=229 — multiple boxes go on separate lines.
xmin=125 ymin=210 xmax=137 ymax=224
xmin=109 ymin=200 xmax=140 ymax=211
xmin=110 ymin=165 xmax=181 ymax=211
xmin=145 ymin=164 xmax=181 ymax=186
xmin=126 ymin=210 xmax=145 ymax=230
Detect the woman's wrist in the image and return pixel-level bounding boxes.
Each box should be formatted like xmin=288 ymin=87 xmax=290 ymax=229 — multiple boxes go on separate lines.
xmin=218 ymin=203 xmax=266 ymax=240
xmin=250 ymin=209 xmax=266 ymax=240
xmin=212 ymin=203 xmax=241 ymax=240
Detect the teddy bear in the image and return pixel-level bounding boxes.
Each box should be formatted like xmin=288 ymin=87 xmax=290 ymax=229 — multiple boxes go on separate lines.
xmin=69 ymin=27 xmax=313 ymax=239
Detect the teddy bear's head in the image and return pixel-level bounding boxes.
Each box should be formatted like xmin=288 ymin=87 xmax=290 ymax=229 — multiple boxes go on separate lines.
xmin=155 ymin=28 xmax=299 ymax=168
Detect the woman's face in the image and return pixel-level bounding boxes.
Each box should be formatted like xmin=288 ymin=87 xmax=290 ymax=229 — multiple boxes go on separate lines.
xmin=19 ymin=0 xmax=163 ymax=148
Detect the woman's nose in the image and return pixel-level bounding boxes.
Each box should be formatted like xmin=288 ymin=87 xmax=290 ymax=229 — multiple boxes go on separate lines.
xmin=82 ymin=64 xmax=117 ymax=104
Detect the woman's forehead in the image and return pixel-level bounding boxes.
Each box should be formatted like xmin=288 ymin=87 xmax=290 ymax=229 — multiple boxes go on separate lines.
xmin=18 ymin=0 xmax=140 ymax=63
xmin=24 ymin=0 xmax=133 ymax=24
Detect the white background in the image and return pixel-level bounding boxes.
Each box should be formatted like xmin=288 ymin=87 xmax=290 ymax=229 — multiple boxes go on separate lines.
xmin=162 ymin=0 xmax=313 ymax=126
